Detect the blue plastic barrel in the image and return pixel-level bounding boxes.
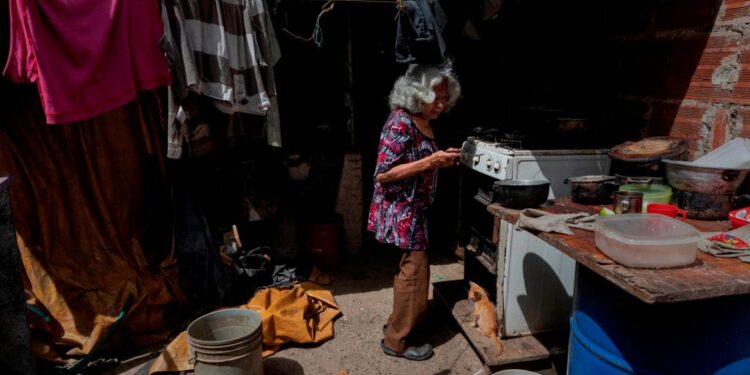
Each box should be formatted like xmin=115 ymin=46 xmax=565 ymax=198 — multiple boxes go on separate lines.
xmin=568 ymin=267 xmax=750 ymax=375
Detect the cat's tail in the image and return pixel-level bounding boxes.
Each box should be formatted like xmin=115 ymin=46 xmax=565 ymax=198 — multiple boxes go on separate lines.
xmin=490 ymin=332 xmax=504 ymax=357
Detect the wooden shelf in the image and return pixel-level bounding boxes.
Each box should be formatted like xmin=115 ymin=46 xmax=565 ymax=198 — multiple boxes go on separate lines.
xmin=433 ymin=280 xmax=568 ymax=371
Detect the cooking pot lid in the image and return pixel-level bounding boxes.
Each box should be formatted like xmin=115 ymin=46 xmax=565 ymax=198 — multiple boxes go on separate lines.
xmin=609 ymin=136 xmax=688 ymax=162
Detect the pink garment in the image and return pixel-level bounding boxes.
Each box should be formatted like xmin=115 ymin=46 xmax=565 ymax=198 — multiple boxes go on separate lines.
xmin=4 ymin=0 xmax=171 ymax=124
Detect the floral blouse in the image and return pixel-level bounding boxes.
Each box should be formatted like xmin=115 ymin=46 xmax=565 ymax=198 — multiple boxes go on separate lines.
xmin=367 ymin=108 xmax=438 ymax=250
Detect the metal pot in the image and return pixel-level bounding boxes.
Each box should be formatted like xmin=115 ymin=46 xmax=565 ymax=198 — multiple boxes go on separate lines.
xmin=492 ymin=180 xmax=550 ymax=208
xmin=663 ymin=160 xmax=749 ymax=194
xmin=674 ymin=190 xmax=733 ymax=220
xmin=609 ymin=137 xmax=689 ymax=178
xmin=564 ymin=175 xmax=620 ymax=205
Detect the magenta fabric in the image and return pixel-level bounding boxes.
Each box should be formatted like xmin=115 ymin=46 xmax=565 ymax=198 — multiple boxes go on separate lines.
xmin=4 ymin=0 xmax=171 ymax=124
xmin=368 ymin=108 xmax=438 ymax=250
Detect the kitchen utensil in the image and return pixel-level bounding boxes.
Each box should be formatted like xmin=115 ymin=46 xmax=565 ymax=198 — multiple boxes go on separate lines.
xmin=613 ymin=191 xmax=643 ymax=214
xmin=647 ymin=203 xmax=687 ymax=221
xmin=663 ymin=159 xmax=749 ymax=194
xmin=565 ymin=175 xmax=620 ymax=204
xmin=729 ymin=207 xmax=750 ymax=229
xmin=492 ymin=179 xmax=550 ymax=208
xmin=595 ymin=214 xmax=700 ymax=268
xmin=618 ymin=183 xmax=672 ymax=211
xmin=673 ymin=190 xmax=733 ymax=220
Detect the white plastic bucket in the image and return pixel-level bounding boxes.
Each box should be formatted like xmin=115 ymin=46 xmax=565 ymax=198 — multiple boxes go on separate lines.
xmin=187 ymin=309 xmax=263 ymax=375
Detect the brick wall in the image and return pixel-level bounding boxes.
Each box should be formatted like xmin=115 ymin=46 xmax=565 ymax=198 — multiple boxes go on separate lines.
xmin=448 ymin=0 xmax=749 ymax=156
xmin=606 ymin=0 xmax=750 ymax=158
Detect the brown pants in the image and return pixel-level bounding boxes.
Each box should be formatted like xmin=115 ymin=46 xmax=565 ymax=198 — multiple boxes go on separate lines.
xmin=383 ymin=249 xmax=430 ymax=353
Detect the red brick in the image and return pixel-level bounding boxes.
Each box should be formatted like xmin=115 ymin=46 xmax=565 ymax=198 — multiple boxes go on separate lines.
xmin=719 ymin=0 xmax=750 ymax=21
xmin=668 ymin=103 xmax=709 ymax=157
xmin=712 ymin=108 xmax=729 ymax=148
xmin=684 ymin=33 xmax=745 ymax=104
xmin=739 ymin=109 xmax=750 ymax=138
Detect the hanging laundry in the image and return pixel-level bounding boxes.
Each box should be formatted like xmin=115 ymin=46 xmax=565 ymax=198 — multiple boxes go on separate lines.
xmin=160 ymin=0 xmax=283 ymax=157
xmin=4 ymin=0 xmax=171 ymax=124
xmin=162 ymin=0 xmax=281 ymax=115
xmin=394 ymin=0 xmax=447 ymax=65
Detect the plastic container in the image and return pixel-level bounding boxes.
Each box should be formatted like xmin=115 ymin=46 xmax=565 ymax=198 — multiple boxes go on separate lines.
xmin=694 ymin=138 xmax=750 ymax=169
xmin=568 ymin=267 xmax=750 ymax=375
xmin=618 ymin=184 xmax=672 ymax=211
xmin=729 ymin=208 xmax=750 ymax=229
xmin=595 ymin=214 xmax=700 ymax=268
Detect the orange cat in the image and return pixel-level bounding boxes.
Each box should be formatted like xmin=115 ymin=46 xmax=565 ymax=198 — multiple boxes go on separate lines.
xmin=468 ymin=281 xmax=504 ymax=356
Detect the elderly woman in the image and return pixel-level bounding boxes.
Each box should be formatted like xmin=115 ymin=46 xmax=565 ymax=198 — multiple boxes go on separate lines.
xmin=368 ymin=63 xmax=461 ymax=361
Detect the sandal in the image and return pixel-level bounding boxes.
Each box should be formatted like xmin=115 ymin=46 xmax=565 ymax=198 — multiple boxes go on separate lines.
xmin=380 ymin=339 xmax=433 ymax=361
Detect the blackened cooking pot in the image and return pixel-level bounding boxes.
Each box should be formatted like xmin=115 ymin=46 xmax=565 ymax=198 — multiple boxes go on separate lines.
xmin=565 ymin=175 xmax=620 ymax=205
xmin=493 ymin=179 xmax=550 ymax=208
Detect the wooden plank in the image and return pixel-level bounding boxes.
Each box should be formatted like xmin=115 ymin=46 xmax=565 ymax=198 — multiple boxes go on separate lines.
xmin=433 ymin=280 xmax=568 ymax=368
xmin=486 ymin=199 xmax=750 ymax=304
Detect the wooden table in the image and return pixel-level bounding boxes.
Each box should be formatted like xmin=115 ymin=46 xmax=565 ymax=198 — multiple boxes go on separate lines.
xmin=488 ymin=198 xmax=743 ymax=304
xmin=486 ymin=198 xmax=750 ymax=374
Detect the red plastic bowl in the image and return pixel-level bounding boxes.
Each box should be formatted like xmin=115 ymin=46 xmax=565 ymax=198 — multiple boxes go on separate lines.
xmin=729 ymin=208 xmax=750 ymax=229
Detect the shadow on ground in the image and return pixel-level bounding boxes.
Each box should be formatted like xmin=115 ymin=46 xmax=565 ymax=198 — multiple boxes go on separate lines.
xmin=264 ymin=357 xmax=305 ymax=375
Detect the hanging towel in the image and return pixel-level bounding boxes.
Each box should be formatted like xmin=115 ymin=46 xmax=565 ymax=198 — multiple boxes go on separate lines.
xmin=4 ymin=0 xmax=171 ymax=124
xmin=160 ymin=0 xmax=282 ymax=157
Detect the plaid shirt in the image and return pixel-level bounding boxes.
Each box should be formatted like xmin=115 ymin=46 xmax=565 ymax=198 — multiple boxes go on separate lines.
xmin=368 ymin=109 xmax=438 ymax=250
xmin=162 ymin=0 xmax=280 ymax=115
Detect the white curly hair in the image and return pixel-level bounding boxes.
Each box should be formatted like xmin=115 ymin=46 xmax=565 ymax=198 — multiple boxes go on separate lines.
xmin=388 ymin=62 xmax=461 ymax=114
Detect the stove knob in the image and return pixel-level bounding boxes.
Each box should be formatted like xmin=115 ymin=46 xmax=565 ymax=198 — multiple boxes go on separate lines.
xmin=486 ymin=159 xmax=493 ymax=170
xmin=493 ymin=161 xmax=502 ymax=172
xmin=472 ymin=156 xmax=480 ymax=165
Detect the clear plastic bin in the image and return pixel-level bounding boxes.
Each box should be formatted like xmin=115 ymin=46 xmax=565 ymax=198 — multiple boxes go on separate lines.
xmin=595 ymin=214 xmax=700 ymax=268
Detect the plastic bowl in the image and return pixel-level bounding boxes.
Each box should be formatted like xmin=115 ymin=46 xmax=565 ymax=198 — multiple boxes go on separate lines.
xmin=729 ymin=208 xmax=750 ymax=229
xmin=595 ymin=214 xmax=700 ymax=268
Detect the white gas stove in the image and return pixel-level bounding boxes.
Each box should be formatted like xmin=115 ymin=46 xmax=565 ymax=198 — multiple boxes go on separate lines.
xmin=459 ymin=136 xmax=612 ymax=338
xmin=460 ymin=137 xmax=611 ymax=199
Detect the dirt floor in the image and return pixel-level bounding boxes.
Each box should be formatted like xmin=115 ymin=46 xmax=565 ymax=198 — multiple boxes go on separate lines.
xmin=110 ymin=251 xmax=487 ymax=375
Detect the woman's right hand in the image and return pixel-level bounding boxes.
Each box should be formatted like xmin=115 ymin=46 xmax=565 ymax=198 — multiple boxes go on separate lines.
xmin=430 ymin=149 xmax=461 ymax=169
